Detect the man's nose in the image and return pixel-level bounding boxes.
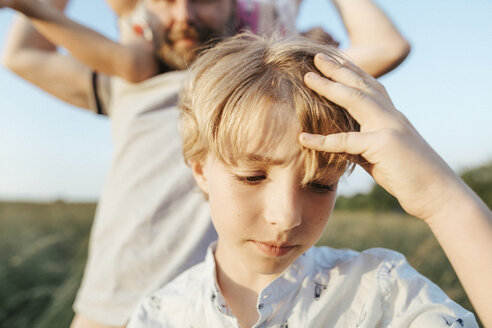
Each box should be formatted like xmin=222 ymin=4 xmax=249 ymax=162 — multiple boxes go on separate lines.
xmin=264 ymin=182 xmax=303 ymax=231
xmin=173 ymin=0 xmax=196 ymax=24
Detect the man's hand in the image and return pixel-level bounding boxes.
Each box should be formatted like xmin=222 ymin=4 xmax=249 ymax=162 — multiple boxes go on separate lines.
xmin=299 ymin=53 xmax=464 ymax=222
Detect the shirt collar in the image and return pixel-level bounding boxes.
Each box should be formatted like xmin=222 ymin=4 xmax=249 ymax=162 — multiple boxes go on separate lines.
xmin=203 ymin=242 xmax=317 ymax=324
xmin=204 ymin=242 xmax=235 ymax=317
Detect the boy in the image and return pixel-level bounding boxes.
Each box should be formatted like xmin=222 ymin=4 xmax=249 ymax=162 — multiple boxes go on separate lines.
xmin=1 ymin=1 xmax=410 ymax=327
xmin=128 ymin=34 xmax=491 ymax=327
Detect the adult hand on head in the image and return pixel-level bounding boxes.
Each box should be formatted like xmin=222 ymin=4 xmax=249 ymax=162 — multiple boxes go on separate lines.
xmin=299 ymin=54 xmax=467 ymax=222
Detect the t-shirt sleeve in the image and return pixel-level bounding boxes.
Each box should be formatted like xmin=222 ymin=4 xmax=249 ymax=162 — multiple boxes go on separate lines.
xmin=376 ymin=250 xmax=478 ymax=327
xmin=87 ymin=71 xmax=112 ymax=116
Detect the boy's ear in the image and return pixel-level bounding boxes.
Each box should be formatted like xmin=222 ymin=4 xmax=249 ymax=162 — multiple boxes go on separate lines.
xmin=190 ymin=160 xmax=208 ymax=194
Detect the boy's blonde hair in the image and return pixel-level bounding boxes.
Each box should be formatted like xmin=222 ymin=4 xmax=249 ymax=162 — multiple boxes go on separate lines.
xmin=180 ymin=33 xmax=360 ymax=184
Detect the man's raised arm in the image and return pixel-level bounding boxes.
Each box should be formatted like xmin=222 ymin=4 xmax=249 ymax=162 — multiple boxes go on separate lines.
xmin=1 ymin=0 xmax=157 ymax=105
xmin=1 ymin=0 xmax=97 ymax=109
xmin=331 ymin=0 xmax=411 ymax=77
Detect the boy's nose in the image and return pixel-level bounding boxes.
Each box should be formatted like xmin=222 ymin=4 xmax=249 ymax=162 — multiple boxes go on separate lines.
xmin=264 ymin=183 xmax=303 ymax=231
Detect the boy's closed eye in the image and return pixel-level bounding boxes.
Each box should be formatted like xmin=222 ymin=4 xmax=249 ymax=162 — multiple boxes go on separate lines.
xmin=233 ymin=174 xmax=267 ymax=185
xmin=306 ymin=182 xmax=337 ymax=193
xmin=232 ymin=173 xmax=336 ymax=193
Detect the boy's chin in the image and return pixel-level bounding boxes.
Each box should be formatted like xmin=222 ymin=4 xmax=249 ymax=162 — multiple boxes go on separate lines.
xmin=250 ymin=255 xmax=298 ymax=277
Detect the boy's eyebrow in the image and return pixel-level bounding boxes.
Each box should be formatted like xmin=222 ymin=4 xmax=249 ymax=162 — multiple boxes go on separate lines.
xmin=235 ymin=153 xmax=286 ymax=166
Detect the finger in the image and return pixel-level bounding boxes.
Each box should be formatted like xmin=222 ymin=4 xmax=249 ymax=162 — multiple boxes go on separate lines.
xmin=299 ymin=132 xmax=376 ymax=178
xmin=342 ymin=60 xmax=391 ymax=100
xmin=340 ymin=60 xmax=374 ymax=82
xmin=304 ymin=72 xmax=385 ymax=124
xmin=314 ymin=54 xmax=364 ymax=89
xmin=314 ymin=54 xmax=382 ymax=92
xmin=299 ymin=132 xmax=371 ymax=155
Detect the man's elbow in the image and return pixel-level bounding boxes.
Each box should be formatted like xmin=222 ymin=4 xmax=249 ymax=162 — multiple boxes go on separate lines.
xmin=388 ymin=39 xmax=411 ymax=67
xmin=2 ymin=50 xmax=19 ymax=73
xmin=2 ymin=49 xmax=32 ymax=78
xmin=372 ymin=39 xmax=411 ymax=77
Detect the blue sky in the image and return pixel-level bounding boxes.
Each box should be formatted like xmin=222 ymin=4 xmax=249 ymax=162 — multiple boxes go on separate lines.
xmin=0 ymin=0 xmax=491 ymax=201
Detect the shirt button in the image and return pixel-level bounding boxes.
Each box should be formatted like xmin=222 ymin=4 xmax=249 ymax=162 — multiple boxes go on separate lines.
xmin=258 ymin=303 xmax=264 ymax=310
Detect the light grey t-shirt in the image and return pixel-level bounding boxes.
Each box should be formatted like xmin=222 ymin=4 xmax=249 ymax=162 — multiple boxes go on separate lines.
xmin=74 ymin=71 xmax=217 ymax=326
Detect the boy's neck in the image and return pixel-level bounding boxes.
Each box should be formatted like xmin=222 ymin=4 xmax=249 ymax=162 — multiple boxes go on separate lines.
xmin=214 ymin=243 xmax=281 ymax=328
xmin=216 ymin=266 xmax=261 ymax=328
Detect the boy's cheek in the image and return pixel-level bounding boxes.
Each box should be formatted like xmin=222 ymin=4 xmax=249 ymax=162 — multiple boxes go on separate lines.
xmin=304 ymin=194 xmax=336 ymax=226
xmin=214 ymin=184 xmax=263 ymax=215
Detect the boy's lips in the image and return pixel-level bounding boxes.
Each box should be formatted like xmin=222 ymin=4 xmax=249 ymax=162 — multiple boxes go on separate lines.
xmin=251 ymin=240 xmax=297 ymax=257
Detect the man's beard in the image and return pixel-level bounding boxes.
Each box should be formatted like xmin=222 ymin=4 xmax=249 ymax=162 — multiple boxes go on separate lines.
xmin=155 ymin=17 xmax=236 ymax=71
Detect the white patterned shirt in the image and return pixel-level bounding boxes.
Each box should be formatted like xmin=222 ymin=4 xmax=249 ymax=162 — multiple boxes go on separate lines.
xmin=127 ymin=243 xmax=477 ymax=328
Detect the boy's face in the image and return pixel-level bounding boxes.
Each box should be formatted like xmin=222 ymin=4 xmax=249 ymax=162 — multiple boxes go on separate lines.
xmin=192 ymin=105 xmax=338 ymax=277
xmin=144 ymin=0 xmax=235 ymax=70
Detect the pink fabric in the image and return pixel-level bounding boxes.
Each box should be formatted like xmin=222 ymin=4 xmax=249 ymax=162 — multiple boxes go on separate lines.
xmin=237 ymin=0 xmax=261 ymax=34
xmin=236 ymin=0 xmax=298 ymax=37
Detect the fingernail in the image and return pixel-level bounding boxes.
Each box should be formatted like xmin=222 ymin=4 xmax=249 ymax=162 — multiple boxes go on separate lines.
xmin=300 ymin=132 xmax=314 ymax=140
xmin=318 ymin=53 xmax=331 ymax=61
xmin=305 ymin=72 xmax=321 ymax=80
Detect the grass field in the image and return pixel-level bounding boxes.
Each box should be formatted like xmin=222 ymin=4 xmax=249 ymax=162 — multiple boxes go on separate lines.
xmin=0 ymin=202 xmax=94 ymax=328
xmin=0 ymin=201 xmax=478 ymax=327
